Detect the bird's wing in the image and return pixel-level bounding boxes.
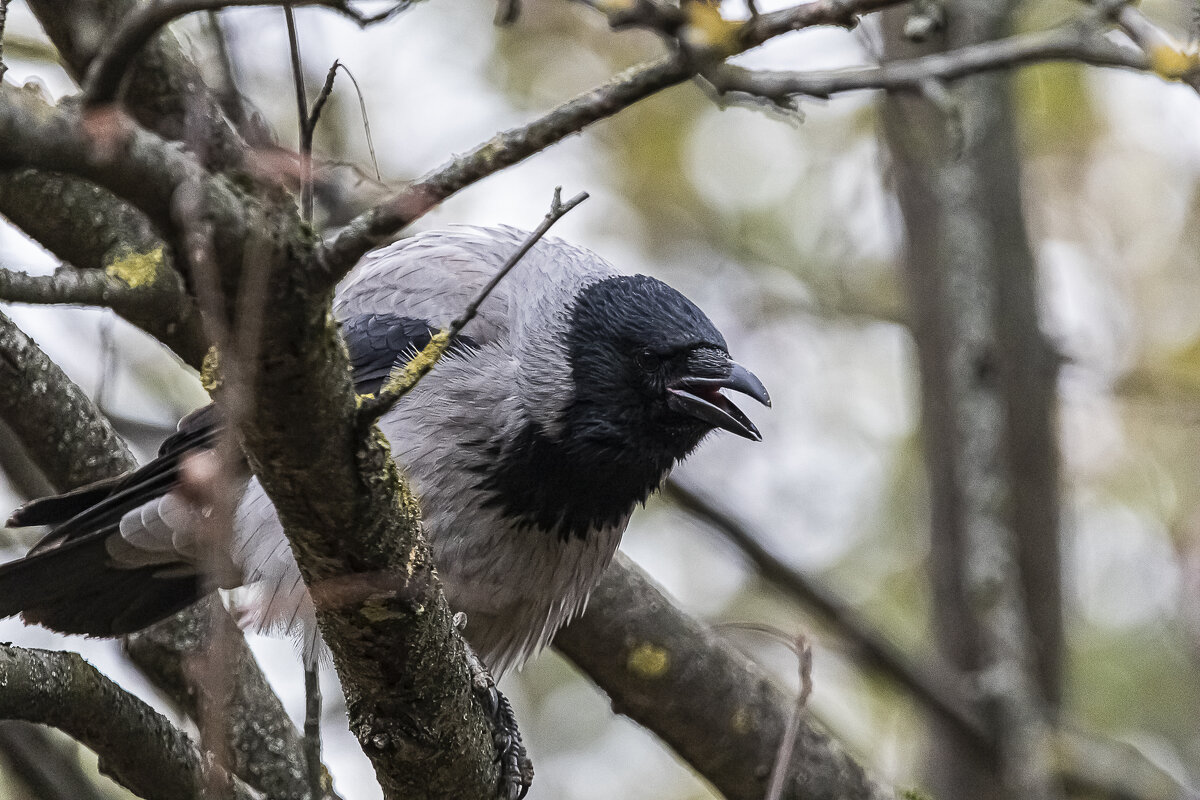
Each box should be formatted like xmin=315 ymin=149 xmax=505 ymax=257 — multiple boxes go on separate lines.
xmin=334 ymin=226 xmax=529 ymax=346
xmin=341 ymin=312 xmax=479 ymax=395
xmin=0 ymin=310 xmax=466 ymax=636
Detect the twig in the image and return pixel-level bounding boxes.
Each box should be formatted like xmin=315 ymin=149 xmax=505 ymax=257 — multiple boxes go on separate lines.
xmin=703 ymin=21 xmax=1146 ymax=102
xmin=333 ymin=62 xmax=380 ymax=182
xmin=716 ymin=624 xmax=813 ymax=800
xmin=81 ymin=0 xmax=413 ymax=107
xmin=0 ymin=264 xmax=158 ymax=308
xmin=356 ymin=186 xmax=589 ymax=425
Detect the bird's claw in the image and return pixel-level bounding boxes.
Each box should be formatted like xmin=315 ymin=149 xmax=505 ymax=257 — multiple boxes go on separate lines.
xmin=462 ymin=635 xmax=533 ymax=800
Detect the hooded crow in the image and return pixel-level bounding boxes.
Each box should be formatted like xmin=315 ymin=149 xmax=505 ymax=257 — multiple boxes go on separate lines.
xmin=0 ymin=226 xmax=769 ymax=677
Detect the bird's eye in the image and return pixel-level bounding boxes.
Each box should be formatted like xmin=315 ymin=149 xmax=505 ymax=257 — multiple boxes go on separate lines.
xmin=635 ymin=348 xmax=662 ymax=372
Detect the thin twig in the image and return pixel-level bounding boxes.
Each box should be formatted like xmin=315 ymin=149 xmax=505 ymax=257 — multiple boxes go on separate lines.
xmin=284 ymin=7 xmax=312 ymax=222
xmin=332 ymin=62 xmax=380 ymax=181
xmin=356 ymin=186 xmax=588 ymax=425
xmin=703 ymin=20 xmax=1146 ymax=102
xmin=715 ymin=623 xmax=813 ymax=800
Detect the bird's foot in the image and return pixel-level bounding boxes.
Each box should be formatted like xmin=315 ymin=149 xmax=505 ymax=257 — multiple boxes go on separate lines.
xmin=456 ymin=613 xmax=533 ymax=800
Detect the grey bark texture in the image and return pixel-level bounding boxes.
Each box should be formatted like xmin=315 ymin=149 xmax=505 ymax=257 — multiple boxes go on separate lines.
xmin=879 ymin=2 xmax=1063 ymax=799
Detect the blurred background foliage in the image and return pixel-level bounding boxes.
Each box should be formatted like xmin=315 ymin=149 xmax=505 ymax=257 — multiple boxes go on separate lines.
xmin=2 ymin=0 xmax=1200 ymax=797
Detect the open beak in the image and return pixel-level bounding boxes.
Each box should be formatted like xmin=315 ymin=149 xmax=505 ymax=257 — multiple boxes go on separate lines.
xmin=667 ymin=362 xmax=771 ymax=441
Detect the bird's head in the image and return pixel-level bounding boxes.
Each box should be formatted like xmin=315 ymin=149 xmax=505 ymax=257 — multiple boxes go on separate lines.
xmin=563 ymin=274 xmax=770 ymax=464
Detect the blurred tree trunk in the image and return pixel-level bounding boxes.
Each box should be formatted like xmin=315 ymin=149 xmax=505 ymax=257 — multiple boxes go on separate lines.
xmin=879 ymin=2 xmax=1063 ymax=798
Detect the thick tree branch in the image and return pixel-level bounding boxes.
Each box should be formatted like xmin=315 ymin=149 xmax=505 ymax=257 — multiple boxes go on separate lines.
xmin=556 ymin=555 xmax=894 ymax=800
xmin=0 ymin=307 xmax=137 ymax=490
xmin=0 ymin=169 xmax=206 ymax=366
xmin=25 ymin=0 xmax=250 ymax=171
xmin=0 ymin=644 xmax=258 ymax=800
xmin=0 ymin=85 xmax=253 ymax=297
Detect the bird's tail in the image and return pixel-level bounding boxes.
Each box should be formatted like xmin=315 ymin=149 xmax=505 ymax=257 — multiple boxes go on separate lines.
xmin=0 ymin=531 xmax=202 ymax=635
xmin=0 ymin=406 xmax=222 ymax=636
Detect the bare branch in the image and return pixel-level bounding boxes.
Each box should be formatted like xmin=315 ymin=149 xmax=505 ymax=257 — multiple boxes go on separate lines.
xmin=704 ymin=21 xmax=1146 ymax=102
xmin=1090 ymin=0 xmax=1200 ymax=92
xmin=0 ymin=170 xmax=207 ymax=367
xmin=0 ymin=644 xmax=259 ymax=800
xmin=321 ymin=0 xmax=911 ymax=279
xmin=82 ymin=0 xmax=414 ymax=108
xmin=0 ymin=85 xmax=253 ymax=296
xmin=357 ymin=187 xmax=589 ymax=424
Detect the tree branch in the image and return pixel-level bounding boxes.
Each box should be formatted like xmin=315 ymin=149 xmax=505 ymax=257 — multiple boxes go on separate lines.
xmin=0 ymin=722 xmax=112 ymax=800
xmin=0 ymin=85 xmax=253 ymax=296
xmin=704 ymin=20 xmax=1146 ymax=102
xmin=0 ymin=644 xmax=258 ymax=800
xmin=0 ymin=170 xmax=207 ymax=367
xmin=556 ymin=555 xmax=893 ymax=800
xmin=320 ymin=0 xmax=911 ymax=279
xmin=24 ymin=0 xmax=250 ymax=172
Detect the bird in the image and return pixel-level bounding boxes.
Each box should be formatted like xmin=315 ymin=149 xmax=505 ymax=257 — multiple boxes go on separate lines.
xmin=0 ymin=226 xmax=769 ymax=679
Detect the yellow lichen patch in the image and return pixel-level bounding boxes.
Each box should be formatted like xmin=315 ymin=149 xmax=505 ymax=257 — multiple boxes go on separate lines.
xmin=627 ymin=642 xmax=670 ymax=679
xmin=730 ymin=706 xmax=753 ymax=735
xmin=105 ymin=246 xmax=164 ymax=289
xmin=681 ymin=2 xmax=742 ymax=58
xmin=1149 ymin=43 xmax=1200 ymax=80
xmin=360 ymin=599 xmax=409 ymax=623
xmin=201 ymin=347 xmax=221 ymax=393
xmin=379 ymin=330 xmax=452 ymax=398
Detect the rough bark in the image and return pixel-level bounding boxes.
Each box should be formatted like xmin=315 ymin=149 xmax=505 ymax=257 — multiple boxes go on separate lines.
xmin=0 ymin=645 xmax=258 ymax=800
